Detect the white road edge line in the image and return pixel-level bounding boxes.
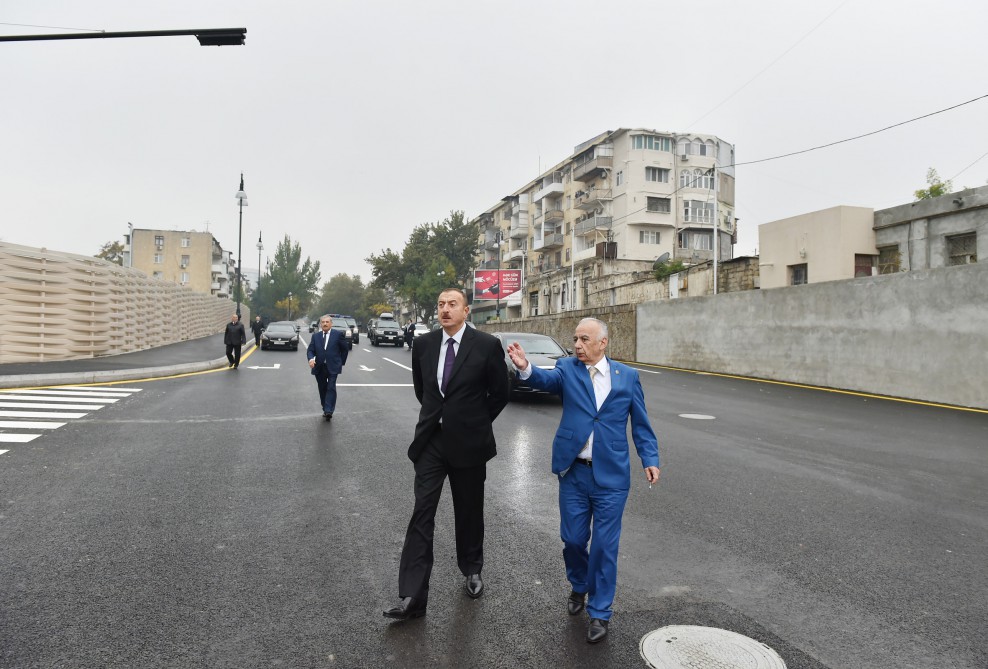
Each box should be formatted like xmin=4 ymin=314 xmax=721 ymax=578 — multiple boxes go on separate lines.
xmin=628 ymin=366 xmax=662 ymax=374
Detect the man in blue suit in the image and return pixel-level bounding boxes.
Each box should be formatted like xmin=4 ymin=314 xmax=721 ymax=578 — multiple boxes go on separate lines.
xmin=506 ymin=317 xmax=660 ymax=644
xmin=307 ymin=314 xmax=350 ymax=420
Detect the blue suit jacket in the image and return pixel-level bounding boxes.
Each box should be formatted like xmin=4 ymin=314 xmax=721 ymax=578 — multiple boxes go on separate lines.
xmin=527 ymin=356 xmax=659 ymax=490
xmin=306 ymin=328 xmax=350 ymax=375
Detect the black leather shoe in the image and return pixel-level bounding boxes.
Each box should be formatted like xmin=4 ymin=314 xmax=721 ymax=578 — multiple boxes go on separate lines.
xmin=567 ymin=590 xmax=586 ymax=615
xmin=465 ymin=573 xmax=484 ymax=599
xmin=587 ymin=618 xmax=608 ymax=644
xmin=323 ymin=412 xmax=333 ymax=420
xmin=383 ymin=597 xmax=426 ymax=620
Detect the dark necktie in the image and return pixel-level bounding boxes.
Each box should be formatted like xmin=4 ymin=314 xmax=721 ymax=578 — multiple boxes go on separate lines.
xmin=441 ymin=338 xmax=456 ymax=394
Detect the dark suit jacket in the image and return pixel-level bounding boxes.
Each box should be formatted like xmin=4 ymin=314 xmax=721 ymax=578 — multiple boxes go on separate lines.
xmin=224 ymin=322 xmax=246 ymax=346
xmin=409 ymin=326 xmax=509 ymax=468
xmin=306 ymin=328 xmax=349 ymax=375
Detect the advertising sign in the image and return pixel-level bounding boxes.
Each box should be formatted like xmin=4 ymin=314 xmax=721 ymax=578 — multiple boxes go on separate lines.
xmin=473 ymin=269 xmax=521 ymax=300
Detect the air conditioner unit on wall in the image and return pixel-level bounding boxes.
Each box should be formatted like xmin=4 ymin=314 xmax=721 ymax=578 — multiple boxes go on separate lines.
xmin=680 ymin=154 xmax=688 ymax=161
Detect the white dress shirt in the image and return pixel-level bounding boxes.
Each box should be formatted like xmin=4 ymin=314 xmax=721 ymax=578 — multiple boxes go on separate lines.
xmin=436 ymin=324 xmax=467 ymax=396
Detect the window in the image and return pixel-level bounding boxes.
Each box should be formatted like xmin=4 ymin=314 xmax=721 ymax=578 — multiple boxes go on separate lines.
xmin=181 ymin=237 xmax=191 ymax=248
xmin=529 ymin=291 xmax=539 ymax=317
xmin=645 ymin=167 xmax=670 ymax=183
xmin=153 ymin=254 xmax=163 ymax=264
xmin=565 ymin=248 xmax=571 ymax=261
xmin=789 ymin=264 xmax=808 ymax=285
xmin=683 ymin=200 xmax=714 ymax=223
xmin=154 ymin=235 xmax=164 ymax=247
xmin=640 ymin=230 xmax=661 ymax=244
xmin=678 ymin=230 xmax=712 ymax=251
xmin=632 ymin=134 xmax=672 ymax=151
xmin=854 ymin=254 xmax=875 ymax=277
xmin=646 ymin=196 xmax=671 ymax=213
xmin=180 ymin=255 xmax=190 ymax=268
xmin=180 ymin=272 xmax=190 ymax=284
xmin=615 ymin=171 xmax=623 ymax=186
xmin=947 ymin=232 xmax=977 ymax=265
xmin=878 ymin=245 xmax=901 ymax=274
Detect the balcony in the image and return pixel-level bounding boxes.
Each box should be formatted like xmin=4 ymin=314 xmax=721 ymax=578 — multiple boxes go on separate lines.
xmin=507 ymin=248 xmax=526 ymax=261
xmin=575 ymin=188 xmax=613 ymax=211
xmin=537 ymin=258 xmax=563 ymax=272
xmin=509 ymin=218 xmax=529 ymax=239
xmin=479 ymin=258 xmax=499 ymax=269
xmin=572 ymin=156 xmax=613 ymax=182
xmin=544 ymin=209 xmax=564 ymax=224
xmin=541 ymin=233 xmax=564 ymax=249
xmin=575 ymin=216 xmax=612 ymax=236
xmin=534 ymin=176 xmax=564 ymax=203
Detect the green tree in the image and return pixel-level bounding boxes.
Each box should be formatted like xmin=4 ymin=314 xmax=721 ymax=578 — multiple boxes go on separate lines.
xmin=95 ymin=240 xmax=125 ymax=265
xmin=653 ymin=259 xmax=686 ymax=281
xmin=252 ymin=235 xmax=320 ymax=321
xmin=315 ymin=273 xmax=365 ymax=317
xmin=914 ymin=167 xmax=953 ymax=200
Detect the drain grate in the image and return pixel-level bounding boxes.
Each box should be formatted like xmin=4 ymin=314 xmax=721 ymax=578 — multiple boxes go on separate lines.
xmin=641 ymin=625 xmax=786 ymax=668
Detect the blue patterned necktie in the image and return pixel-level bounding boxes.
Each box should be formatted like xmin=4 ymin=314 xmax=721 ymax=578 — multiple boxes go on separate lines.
xmin=441 ymin=338 xmax=456 ymax=394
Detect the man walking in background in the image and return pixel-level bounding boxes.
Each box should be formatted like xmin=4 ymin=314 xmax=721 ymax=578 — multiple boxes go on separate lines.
xmin=384 ymin=288 xmax=509 ymax=621
xmin=224 ymin=313 xmax=247 ymax=369
xmin=506 ymin=317 xmax=660 ymax=644
xmin=250 ymin=315 xmax=264 ymax=347
xmin=307 ymin=314 xmax=350 ymax=420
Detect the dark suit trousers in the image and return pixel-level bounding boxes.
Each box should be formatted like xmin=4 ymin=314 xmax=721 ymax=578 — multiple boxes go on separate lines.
xmin=314 ymin=370 xmax=338 ymax=413
xmin=225 ymin=344 xmax=242 ymax=367
xmin=398 ymin=433 xmax=486 ymax=603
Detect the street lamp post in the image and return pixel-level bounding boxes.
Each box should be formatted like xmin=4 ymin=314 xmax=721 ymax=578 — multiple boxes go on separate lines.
xmin=234 ymin=174 xmax=247 ymax=319
xmin=495 ymin=229 xmax=503 ymax=320
xmin=256 ymin=231 xmax=263 ymax=288
xmin=287 ymin=292 xmax=293 ymax=321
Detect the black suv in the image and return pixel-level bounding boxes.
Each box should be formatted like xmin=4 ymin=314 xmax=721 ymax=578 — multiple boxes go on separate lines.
xmin=369 ymin=315 xmax=402 ymax=346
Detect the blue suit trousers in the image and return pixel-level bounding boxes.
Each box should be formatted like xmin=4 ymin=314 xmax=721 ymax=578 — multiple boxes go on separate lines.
xmin=559 ymin=460 xmax=628 ymax=621
xmin=315 ymin=370 xmax=338 ymax=414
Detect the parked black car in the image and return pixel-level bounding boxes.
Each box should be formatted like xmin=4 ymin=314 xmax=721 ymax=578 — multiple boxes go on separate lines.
xmin=261 ymin=322 xmax=300 ymax=351
xmin=492 ymin=332 xmax=569 ymax=397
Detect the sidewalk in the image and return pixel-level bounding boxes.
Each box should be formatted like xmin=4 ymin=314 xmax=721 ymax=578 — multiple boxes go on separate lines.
xmin=0 ymin=333 xmax=256 ymax=388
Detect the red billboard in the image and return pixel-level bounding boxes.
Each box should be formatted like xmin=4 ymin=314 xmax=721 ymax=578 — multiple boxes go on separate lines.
xmin=473 ymin=269 xmax=521 ymax=300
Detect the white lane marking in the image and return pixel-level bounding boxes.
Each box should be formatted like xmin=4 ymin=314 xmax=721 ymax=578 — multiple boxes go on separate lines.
xmin=0 ymin=395 xmax=118 ymax=403
xmin=57 ymin=386 xmax=141 ymax=392
xmin=338 ymin=384 xmax=413 ymax=387
xmin=629 ymin=367 xmax=662 ymax=374
xmin=0 ymin=402 xmax=106 ymax=411
xmin=0 ymin=410 xmax=89 ymax=418
xmin=359 ymin=365 xmax=376 ymax=371
xmin=0 ymin=434 xmax=40 ymax=443
xmin=3 ymin=389 xmax=136 ymax=397
xmin=679 ymin=413 xmax=716 ymax=420
xmin=0 ymin=421 xmax=65 ymax=429
xmin=0 ymin=450 xmax=8 ymax=456
xmin=246 ymin=363 xmax=281 ymax=369
xmin=362 ymin=348 xmax=371 ymax=353
xmin=383 ymin=358 xmax=413 ymax=372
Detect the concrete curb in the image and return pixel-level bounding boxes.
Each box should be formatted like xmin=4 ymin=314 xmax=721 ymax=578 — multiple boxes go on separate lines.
xmin=0 ymin=343 xmax=258 ymax=389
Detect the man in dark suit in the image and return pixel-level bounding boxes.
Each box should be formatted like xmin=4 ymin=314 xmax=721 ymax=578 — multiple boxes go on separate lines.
xmin=506 ymin=318 xmax=660 ymax=644
xmin=224 ymin=313 xmax=247 ymax=369
xmin=250 ymin=316 xmax=264 ymax=347
xmin=306 ymin=314 xmax=350 ymax=420
xmin=384 ymin=288 xmax=510 ymax=621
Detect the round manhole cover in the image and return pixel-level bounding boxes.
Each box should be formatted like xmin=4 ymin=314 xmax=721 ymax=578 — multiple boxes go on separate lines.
xmin=641 ymin=625 xmax=786 ymax=668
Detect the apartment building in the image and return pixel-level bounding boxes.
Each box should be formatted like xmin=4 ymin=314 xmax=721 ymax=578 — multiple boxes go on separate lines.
xmin=126 ymin=228 xmax=235 ymax=298
xmin=471 ymin=128 xmax=735 ymax=321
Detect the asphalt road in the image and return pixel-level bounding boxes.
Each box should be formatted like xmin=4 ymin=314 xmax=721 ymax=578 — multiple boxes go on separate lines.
xmin=1 ymin=337 xmax=985 ymax=668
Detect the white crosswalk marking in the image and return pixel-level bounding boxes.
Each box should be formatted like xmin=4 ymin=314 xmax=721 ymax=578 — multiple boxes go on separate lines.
xmin=0 ymin=386 xmax=142 ymax=457
xmin=0 ymin=402 xmax=107 ymax=410
xmin=0 ymin=395 xmax=118 ymax=403
xmin=0 ymin=434 xmax=40 ymax=443
xmin=0 ymin=421 xmax=65 ymax=429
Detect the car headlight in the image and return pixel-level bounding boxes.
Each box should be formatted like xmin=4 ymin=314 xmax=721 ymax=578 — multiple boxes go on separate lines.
xmin=261 ymin=334 xmax=269 ymax=340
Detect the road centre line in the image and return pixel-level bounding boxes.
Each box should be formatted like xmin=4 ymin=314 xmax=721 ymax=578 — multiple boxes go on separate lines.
xmin=0 ymin=402 xmax=107 ymax=411
xmin=0 ymin=434 xmax=39 ymax=443
xmin=0 ymin=421 xmax=65 ymax=429
xmin=382 ymin=358 xmax=413 ymax=371
xmin=0 ymin=410 xmax=88 ymax=419
xmin=0 ymin=395 xmax=118 ymax=403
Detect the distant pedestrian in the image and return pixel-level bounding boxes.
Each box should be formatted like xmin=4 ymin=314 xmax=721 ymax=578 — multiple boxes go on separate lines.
xmin=250 ymin=316 xmax=264 ymax=347
xmin=307 ymin=315 xmax=350 ymax=420
xmin=404 ymin=321 xmax=415 ymax=350
xmin=224 ymin=314 xmax=247 ymax=369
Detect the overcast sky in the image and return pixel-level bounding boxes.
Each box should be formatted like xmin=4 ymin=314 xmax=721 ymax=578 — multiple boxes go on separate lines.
xmin=3 ymin=0 xmax=986 ymax=284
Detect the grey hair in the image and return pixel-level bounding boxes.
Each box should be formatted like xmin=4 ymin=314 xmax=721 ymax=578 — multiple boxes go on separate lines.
xmin=578 ymin=317 xmax=608 ymax=340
